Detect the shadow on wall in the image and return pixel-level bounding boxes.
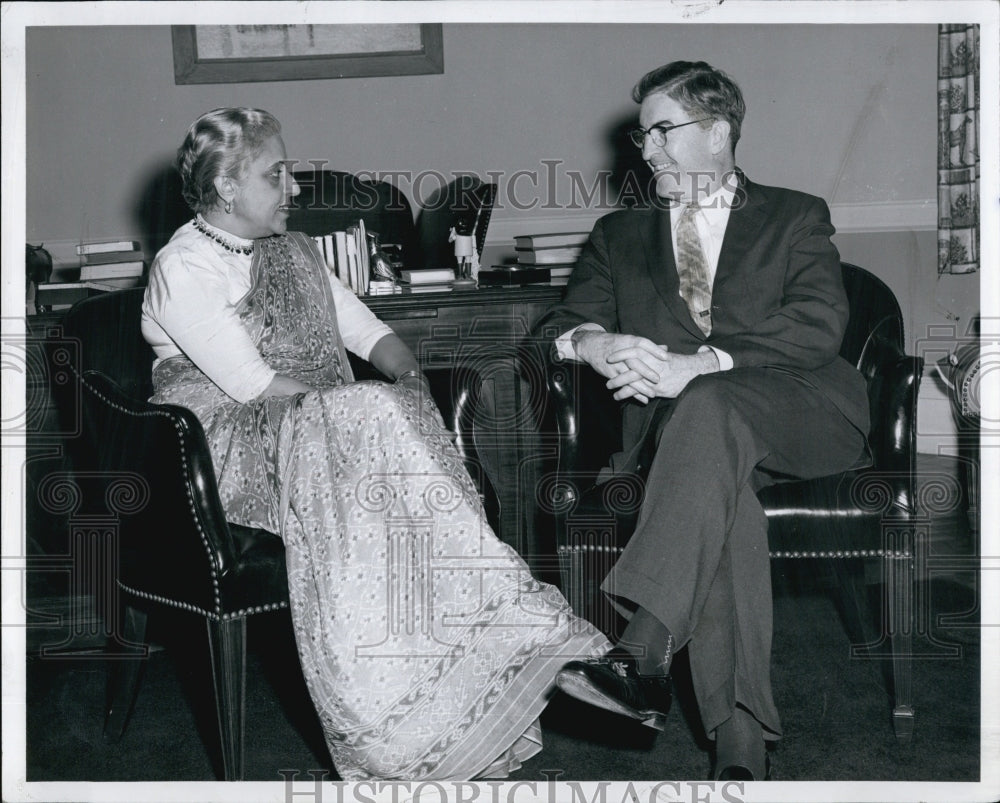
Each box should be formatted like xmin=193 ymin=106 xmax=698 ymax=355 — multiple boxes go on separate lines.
xmin=127 ymin=114 xmax=652 ymax=268
xmin=130 ymin=160 xmax=191 ymax=259
xmin=415 ymin=175 xmax=490 ymax=271
xmin=288 ymin=169 xmax=421 ymax=270
xmin=603 ymin=113 xmax=653 ymax=210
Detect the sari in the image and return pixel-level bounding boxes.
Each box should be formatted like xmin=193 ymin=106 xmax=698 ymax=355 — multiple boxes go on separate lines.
xmin=148 ymin=231 xmax=608 ymax=780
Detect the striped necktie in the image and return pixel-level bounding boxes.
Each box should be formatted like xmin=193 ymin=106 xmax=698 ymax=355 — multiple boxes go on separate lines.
xmin=675 ymin=204 xmax=713 ymax=335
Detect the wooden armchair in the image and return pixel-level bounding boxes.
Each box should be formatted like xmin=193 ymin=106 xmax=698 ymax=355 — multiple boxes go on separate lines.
xmin=60 ymin=287 xmax=487 ymax=779
xmin=541 ymin=263 xmax=923 ymax=741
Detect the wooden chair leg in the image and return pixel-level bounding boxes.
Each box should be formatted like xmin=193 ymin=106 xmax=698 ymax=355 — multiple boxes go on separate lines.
xmin=964 ymin=452 xmax=979 ymax=534
xmin=557 ymin=518 xmax=584 ymax=619
xmin=888 ymin=547 xmax=915 ymax=742
xmin=103 ymin=604 xmax=148 ymax=743
xmin=206 ymin=616 xmax=247 ymax=781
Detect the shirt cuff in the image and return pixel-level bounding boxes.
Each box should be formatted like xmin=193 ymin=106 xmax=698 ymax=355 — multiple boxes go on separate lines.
xmin=241 ymin=364 xmax=278 ymax=402
xmin=699 ymin=345 xmax=733 ymax=371
xmin=554 ymin=323 xmax=606 ymax=361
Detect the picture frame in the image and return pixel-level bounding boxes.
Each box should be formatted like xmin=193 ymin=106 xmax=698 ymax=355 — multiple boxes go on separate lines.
xmin=171 ymin=24 xmax=444 ymax=84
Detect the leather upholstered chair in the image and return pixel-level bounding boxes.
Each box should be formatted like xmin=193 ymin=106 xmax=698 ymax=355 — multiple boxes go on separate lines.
xmin=60 ymin=287 xmax=488 ymax=779
xmin=541 ymin=263 xmax=923 ymax=742
xmin=288 ymin=169 xmax=421 ymax=270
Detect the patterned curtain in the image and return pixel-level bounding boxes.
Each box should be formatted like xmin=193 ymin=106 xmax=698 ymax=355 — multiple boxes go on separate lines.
xmin=937 ymin=24 xmax=980 ymax=275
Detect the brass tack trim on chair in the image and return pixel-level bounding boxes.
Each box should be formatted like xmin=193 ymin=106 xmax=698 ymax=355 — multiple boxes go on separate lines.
xmin=117 ymin=582 xmax=289 ymax=621
xmin=170 ymin=417 xmax=223 ymax=614
xmin=221 ymin=602 xmax=290 ymax=621
xmin=559 ymin=545 xmax=913 ymax=560
xmin=767 ymin=548 xmax=912 ymax=559
xmin=558 ymin=544 xmax=626 ymax=554
xmin=85 ymin=374 xmax=224 ymax=615
xmin=118 ymin=580 xmax=220 ymax=620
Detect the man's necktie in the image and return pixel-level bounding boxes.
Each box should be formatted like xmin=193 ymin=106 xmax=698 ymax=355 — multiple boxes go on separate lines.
xmin=675 ymin=204 xmax=713 ymax=336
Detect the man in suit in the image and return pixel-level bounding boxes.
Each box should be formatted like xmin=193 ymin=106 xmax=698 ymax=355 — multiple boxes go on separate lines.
xmin=535 ymin=61 xmax=870 ymax=779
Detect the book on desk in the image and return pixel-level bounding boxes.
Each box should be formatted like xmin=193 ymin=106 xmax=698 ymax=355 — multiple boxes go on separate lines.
xmin=511 ymin=230 xmax=584 ymax=283
xmin=77 ymin=239 xmax=145 ymax=281
xmin=32 ymin=281 xmax=101 ymax=312
xmin=396 ymin=268 xmax=455 ymax=293
xmin=32 ymin=239 xmax=146 ymax=312
xmin=515 ymin=246 xmax=583 ymax=265
xmin=513 ymin=232 xmax=589 ymax=250
xmin=77 ymin=239 xmax=140 ymax=256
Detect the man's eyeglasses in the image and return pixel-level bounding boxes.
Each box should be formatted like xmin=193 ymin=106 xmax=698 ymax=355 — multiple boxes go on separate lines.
xmin=628 ymin=117 xmax=714 ymax=148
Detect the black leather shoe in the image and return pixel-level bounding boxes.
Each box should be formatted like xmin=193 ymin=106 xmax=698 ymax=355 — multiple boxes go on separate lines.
xmin=714 ymin=754 xmax=772 ymax=781
xmin=556 ymin=651 xmax=672 ymax=730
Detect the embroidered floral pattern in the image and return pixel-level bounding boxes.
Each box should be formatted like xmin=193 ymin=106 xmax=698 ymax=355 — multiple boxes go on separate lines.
xmin=150 ymin=231 xmax=609 ymax=779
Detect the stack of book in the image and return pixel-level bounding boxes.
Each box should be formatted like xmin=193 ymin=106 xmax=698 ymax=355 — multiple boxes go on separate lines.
xmin=547 ymin=265 xmax=576 ymax=287
xmin=397 ymin=268 xmax=455 ymax=294
xmin=33 ymin=239 xmax=145 ymax=312
xmin=77 ymin=239 xmax=145 ymax=289
xmin=514 ymin=232 xmax=588 ymax=286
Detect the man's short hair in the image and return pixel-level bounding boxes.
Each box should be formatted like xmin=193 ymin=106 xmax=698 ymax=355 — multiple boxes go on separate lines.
xmin=632 ymin=61 xmax=746 ymax=152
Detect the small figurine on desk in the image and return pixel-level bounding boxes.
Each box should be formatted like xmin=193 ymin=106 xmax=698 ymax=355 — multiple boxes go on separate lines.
xmin=449 ymin=224 xmax=478 ymax=289
xmin=367 ymin=231 xmax=398 ymax=283
xmin=449 ymin=182 xmax=495 ymax=289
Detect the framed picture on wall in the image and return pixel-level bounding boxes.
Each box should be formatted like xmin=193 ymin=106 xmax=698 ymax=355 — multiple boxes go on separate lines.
xmin=171 ymin=24 xmax=444 ymax=84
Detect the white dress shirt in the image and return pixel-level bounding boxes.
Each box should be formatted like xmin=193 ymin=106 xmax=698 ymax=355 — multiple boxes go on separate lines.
xmin=555 ymin=182 xmax=736 ymax=370
xmin=141 ymin=217 xmax=394 ymax=402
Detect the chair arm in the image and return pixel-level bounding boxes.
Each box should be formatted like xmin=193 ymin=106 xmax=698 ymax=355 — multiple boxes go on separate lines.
xmin=158 ymin=402 xmax=243 ymax=575
xmin=545 ymin=356 xmax=623 ymax=477
xmin=546 ymin=357 xmax=584 ymax=474
xmin=79 ymin=371 xmax=241 ymax=602
xmin=420 ymin=362 xmax=502 ymax=527
xmin=858 ymin=339 xmax=924 ymax=515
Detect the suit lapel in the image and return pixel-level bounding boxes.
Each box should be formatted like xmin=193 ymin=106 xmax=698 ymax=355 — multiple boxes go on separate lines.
xmin=713 ymin=173 xmax=767 ymax=291
xmin=638 ymin=206 xmax=707 ymax=340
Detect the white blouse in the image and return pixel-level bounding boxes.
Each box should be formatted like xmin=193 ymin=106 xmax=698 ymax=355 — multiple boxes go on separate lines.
xmin=141 ymin=218 xmax=395 ymax=402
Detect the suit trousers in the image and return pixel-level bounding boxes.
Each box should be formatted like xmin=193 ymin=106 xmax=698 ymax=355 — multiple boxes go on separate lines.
xmin=601 ymin=367 xmax=866 ymax=741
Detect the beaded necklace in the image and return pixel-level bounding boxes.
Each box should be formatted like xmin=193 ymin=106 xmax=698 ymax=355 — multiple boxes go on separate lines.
xmin=193 ymin=216 xmax=254 ymax=256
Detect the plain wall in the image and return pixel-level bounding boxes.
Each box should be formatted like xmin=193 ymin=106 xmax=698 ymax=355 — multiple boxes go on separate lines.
xmin=28 ymin=23 xmax=935 ymax=235
xmin=24 ymin=23 xmax=978 ymax=452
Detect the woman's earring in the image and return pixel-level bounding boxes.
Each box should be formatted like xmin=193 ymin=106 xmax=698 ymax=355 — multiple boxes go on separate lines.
xmin=224 ymin=200 xmax=233 ymax=214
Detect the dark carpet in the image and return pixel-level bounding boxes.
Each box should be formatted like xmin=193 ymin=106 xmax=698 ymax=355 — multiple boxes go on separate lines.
xmin=25 ymin=569 xmax=981 ymax=785
xmin=23 ymin=454 xmax=985 ymax=788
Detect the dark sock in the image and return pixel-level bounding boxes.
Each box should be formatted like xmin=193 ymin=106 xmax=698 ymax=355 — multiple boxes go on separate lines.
xmin=617 ymin=606 xmax=674 ymax=676
xmin=715 ymin=705 xmax=766 ymax=779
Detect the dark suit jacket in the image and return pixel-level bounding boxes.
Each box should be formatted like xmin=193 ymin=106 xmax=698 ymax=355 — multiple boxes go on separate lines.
xmin=534 ymin=172 xmax=870 ymax=471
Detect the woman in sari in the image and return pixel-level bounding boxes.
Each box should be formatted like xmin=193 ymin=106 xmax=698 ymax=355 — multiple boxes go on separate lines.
xmin=140 ymin=107 xmax=608 ymax=781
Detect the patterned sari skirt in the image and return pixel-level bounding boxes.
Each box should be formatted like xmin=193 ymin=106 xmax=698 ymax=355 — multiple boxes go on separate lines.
xmin=151 ymin=360 xmax=608 ymax=780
